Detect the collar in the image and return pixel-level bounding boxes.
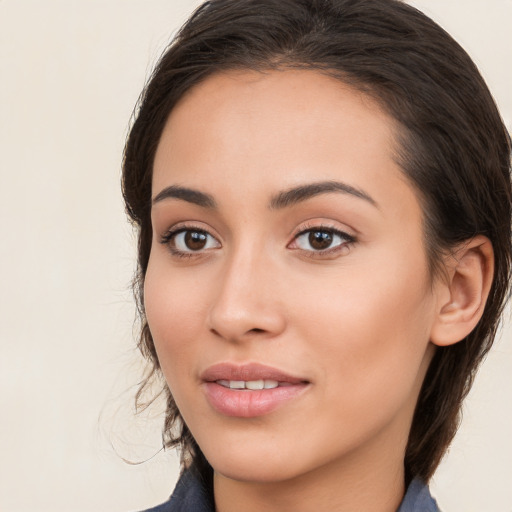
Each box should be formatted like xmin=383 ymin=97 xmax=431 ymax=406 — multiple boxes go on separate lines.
xmin=143 ymin=469 xmax=440 ymax=512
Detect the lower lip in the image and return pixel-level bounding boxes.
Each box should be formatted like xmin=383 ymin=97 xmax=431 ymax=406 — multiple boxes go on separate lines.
xmin=203 ymin=382 xmax=308 ymax=418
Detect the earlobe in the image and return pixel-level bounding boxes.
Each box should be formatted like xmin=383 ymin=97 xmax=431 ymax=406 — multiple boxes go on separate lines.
xmin=430 ymin=236 xmax=494 ymax=347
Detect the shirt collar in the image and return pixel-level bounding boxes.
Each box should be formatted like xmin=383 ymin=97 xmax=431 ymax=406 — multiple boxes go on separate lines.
xmin=147 ymin=469 xmax=440 ymax=512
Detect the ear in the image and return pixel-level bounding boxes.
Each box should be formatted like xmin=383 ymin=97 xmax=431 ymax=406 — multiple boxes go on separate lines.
xmin=430 ymin=235 xmax=494 ymax=347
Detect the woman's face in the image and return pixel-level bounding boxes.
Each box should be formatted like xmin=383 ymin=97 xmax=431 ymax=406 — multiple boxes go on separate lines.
xmin=145 ymin=70 xmax=441 ymax=483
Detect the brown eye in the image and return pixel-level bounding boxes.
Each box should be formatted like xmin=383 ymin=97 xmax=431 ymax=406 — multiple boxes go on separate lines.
xmin=164 ymin=229 xmax=221 ymax=254
xmin=184 ymin=230 xmax=208 ymax=250
xmin=308 ymin=231 xmax=333 ymax=250
xmin=291 ymin=227 xmax=354 ymax=254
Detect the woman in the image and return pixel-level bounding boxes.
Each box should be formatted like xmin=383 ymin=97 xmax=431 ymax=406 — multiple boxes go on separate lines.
xmin=122 ymin=0 xmax=511 ymax=510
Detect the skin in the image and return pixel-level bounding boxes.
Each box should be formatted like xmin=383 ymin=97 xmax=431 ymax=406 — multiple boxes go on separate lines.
xmin=145 ymin=69 xmax=458 ymax=512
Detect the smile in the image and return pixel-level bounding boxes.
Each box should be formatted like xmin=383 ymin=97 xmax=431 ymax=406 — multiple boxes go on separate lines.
xmin=216 ymin=379 xmax=283 ymax=390
xmin=201 ymin=363 xmax=310 ymax=417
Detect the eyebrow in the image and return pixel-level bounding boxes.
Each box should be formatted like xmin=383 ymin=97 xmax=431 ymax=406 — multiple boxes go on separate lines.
xmin=152 ymin=180 xmax=377 ymax=210
xmin=152 ymin=185 xmax=217 ymax=209
xmin=269 ymin=180 xmax=378 ymax=209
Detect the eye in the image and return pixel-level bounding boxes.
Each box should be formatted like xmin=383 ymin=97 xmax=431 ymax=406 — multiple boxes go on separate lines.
xmin=290 ymin=227 xmax=355 ymax=254
xmin=161 ymin=228 xmax=221 ymax=255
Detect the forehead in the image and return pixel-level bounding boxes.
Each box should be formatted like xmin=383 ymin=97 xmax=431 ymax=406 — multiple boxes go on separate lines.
xmin=157 ymin=69 xmax=396 ymax=165
xmin=153 ymin=69 xmax=419 ymax=223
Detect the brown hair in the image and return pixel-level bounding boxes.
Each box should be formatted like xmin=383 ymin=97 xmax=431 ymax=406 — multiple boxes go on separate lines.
xmin=122 ymin=0 xmax=511 ymax=481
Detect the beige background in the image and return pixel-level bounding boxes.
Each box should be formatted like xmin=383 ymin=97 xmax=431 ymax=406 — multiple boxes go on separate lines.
xmin=0 ymin=1 xmax=510 ymax=511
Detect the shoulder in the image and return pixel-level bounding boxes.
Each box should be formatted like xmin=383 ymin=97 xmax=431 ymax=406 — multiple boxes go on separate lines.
xmin=398 ymin=478 xmax=441 ymax=512
xmin=138 ymin=502 xmax=172 ymax=512
xmin=137 ymin=469 xmax=214 ymax=512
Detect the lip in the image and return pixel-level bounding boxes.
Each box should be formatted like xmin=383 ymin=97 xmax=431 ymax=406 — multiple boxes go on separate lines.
xmin=201 ymin=363 xmax=309 ymax=418
xmin=201 ymin=362 xmax=306 ymax=383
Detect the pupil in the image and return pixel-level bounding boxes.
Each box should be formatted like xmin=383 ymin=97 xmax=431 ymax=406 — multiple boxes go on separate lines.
xmin=185 ymin=231 xmax=207 ymax=250
xmin=309 ymin=231 xmax=332 ymax=250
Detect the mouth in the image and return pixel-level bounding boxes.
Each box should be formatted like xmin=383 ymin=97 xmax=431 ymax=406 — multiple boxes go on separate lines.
xmin=215 ymin=379 xmax=291 ymax=390
xmin=201 ymin=363 xmax=310 ymax=417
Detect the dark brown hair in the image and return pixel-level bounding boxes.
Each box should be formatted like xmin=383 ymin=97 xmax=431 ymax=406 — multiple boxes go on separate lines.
xmin=122 ymin=0 xmax=511 ymax=482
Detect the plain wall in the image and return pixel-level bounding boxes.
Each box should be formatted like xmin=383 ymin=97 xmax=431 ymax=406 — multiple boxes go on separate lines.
xmin=0 ymin=1 xmax=510 ymax=511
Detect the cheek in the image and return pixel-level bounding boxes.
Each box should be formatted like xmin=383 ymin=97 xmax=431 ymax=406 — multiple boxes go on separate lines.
xmin=143 ymin=256 xmax=207 ymax=386
xmin=293 ymin=248 xmax=435 ymax=412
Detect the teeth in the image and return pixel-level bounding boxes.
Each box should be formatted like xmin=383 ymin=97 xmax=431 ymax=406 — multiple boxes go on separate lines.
xmin=216 ymin=379 xmax=280 ymax=390
xmin=245 ymin=380 xmax=264 ymax=390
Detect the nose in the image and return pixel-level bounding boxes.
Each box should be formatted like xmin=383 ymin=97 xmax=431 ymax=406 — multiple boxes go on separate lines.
xmin=207 ymin=246 xmax=286 ymax=343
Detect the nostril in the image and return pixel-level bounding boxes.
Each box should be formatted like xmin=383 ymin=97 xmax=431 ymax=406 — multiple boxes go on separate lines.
xmin=209 ymin=326 xmax=266 ymax=339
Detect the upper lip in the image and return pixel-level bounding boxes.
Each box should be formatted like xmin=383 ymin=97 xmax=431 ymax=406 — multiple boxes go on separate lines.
xmin=201 ymin=363 xmax=308 ymax=384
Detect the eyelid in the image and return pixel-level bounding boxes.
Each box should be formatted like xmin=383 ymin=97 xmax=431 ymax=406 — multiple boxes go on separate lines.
xmin=159 ymin=221 xmax=220 ymax=241
xmin=288 ymin=222 xmax=356 ymax=255
xmin=159 ymin=222 xmax=222 ymax=257
xmin=291 ymin=220 xmax=356 ymax=241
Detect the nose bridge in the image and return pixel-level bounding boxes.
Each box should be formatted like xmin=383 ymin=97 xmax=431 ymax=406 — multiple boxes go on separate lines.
xmin=207 ymin=239 xmax=285 ymax=341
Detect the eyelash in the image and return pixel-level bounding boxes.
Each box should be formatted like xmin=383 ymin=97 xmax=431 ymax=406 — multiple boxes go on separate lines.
xmin=159 ymin=226 xmax=220 ymax=259
xmin=288 ymin=223 xmax=356 ymax=257
xmin=159 ymin=223 xmax=356 ymax=259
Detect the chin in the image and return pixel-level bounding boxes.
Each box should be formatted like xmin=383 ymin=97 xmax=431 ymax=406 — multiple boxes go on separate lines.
xmin=211 ymin=460 xmax=299 ymax=484
xmin=203 ymin=443 xmax=304 ymax=484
